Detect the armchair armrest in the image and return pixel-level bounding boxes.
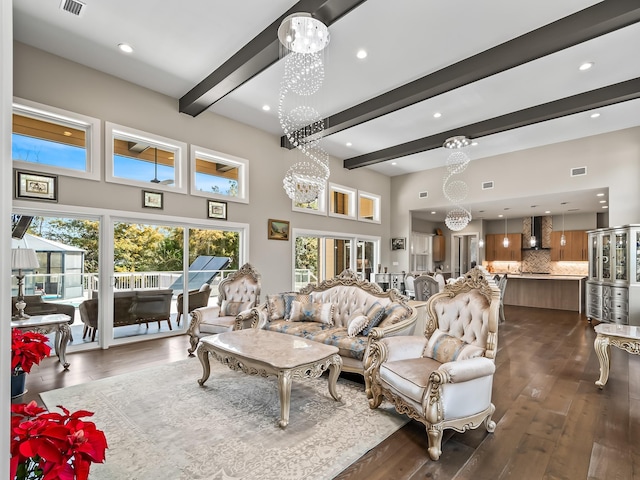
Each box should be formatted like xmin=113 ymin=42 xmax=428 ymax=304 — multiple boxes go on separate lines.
xmin=435 ymin=356 xmax=496 ymax=384
xmin=250 ymin=303 xmax=270 ymax=329
xmin=234 ymin=308 xmax=258 ymax=330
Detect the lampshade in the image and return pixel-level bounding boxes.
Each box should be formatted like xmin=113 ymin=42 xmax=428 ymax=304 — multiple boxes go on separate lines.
xmin=11 ymin=248 xmax=39 ymax=270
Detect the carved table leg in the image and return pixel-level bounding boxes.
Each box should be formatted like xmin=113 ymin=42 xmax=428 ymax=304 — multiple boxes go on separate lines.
xmin=594 ymin=333 xmax=611 ymax=389
xmin=56 ymin=324 xmax=71 ymax=370
xmin=327 ymin=354 xmax=342 ymax=402
xmin=197 ymin=345 xmax=211 ymax=386
xmin=277 ymin=370 xmax=293 ymax=429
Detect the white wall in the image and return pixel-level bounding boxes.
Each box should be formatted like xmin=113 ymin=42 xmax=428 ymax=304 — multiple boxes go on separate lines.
xmin=391 ymin=127 xmax=640 ymax=272
xmin=13 ymin=42 xmax=392 ymax=295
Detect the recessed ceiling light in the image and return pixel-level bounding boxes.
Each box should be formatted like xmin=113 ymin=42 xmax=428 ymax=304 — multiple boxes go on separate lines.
xmin=431 ymin=211 xmax=436 ymax=214
xmin=599 ymin=200 xmax=607 ymax=204
xmin=346 ymin=142 xmax=352 ymax=147
xmin=596 ymin=193 xmax=605 ymax=197
xmin=118 ymin=43 xmax=134 ymax=54
xmin=262 ymin=105 xmax=271 ymax=111
xmin=602 ymin=205 xmax=609 ymax=209
xmin=471 ymin=141 xmax=478 ymax=146
xmin=356 ymin=49 xmax=367 ymax=59
xmin=590 ymin=112 xmax=600 ymax=118
xmin=433 ymin=112 xmax=442 ymax=118
xmin=498 ymin=214 xmax=503 ymax=218
xmin=391 ymin=162 xmax=397 ymax=166
xmin=579 ymin=62 xmax=594 ymax=71
xmin=545 ymin=210 xmax=551 ymax=214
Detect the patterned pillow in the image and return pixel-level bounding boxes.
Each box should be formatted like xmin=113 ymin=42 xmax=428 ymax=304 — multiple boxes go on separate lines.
xmin=347 ymin=309 xmax=368 ymax=337
xmin=266 ymin=295 xmax=285 ymax=321
xmin=378 ymin=302 xmax=408 ymax=328
xmin=361 ymin=302 xmax=386 ymax=336
xmin=282 ymin=293 xmax=298 ymax=320
xmin=220 ymin=300 xmax=250 ymax=317
xmin=423 ymin=329 xmax=484 ymax=363
xmin=289 ymin=301 xmax=334 ymax=325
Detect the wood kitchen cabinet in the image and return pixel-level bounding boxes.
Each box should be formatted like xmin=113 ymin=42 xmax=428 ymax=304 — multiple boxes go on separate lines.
xmin=432 ymin=235 xmax=445 ymax=263
xmin=485 ymin=234 xmax=497 ymax=261
xmin=485 ymin=233 xmax=522 ymax=261
xmin=551 ymin=230 xmax=588 ymax=261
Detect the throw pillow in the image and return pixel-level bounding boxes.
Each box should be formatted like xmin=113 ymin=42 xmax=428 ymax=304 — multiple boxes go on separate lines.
xmin=289 ymin=301 xmax=335 ymax=325
xmin=361 ymin=302 xmax=386 ymax=336
xmin=266 ymin=294 xmax=285 ymax=321
xmin=377 ymin=302 xmax=408 ymax=328
xmin=220 ymin=300 xmax=248 ymax=317
xmin=347 ymin=309 xmax=368 ymax=337
xmin=282 ymin=292 xmax=298 ymax=320
xmin=423 ymin=329 xmax=484 ymax=363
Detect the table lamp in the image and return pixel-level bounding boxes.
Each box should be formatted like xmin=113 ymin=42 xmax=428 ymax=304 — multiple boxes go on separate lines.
xmin=12 ymin=247 xmax=40 ymax=319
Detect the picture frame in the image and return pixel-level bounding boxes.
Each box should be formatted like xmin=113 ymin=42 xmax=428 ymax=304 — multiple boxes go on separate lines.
xmin=391 ymin=237 xmax=406 ymax=250
xmin=15 ymin=170 xmax=58 ymax=202
xmin=268 ymin=219 xmax=290 ymax=241
xmin=207 ymin=200 xmax=227 ymax=220
xmin=142 ymin=190 xmax=163 ymax=209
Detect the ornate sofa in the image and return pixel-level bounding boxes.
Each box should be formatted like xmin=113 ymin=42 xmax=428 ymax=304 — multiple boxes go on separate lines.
xmin=364 ymin=267 xmax=500 ymax=460
xmin=252 ymin=270 xmax=417 ymax=375
xmin=187 ymin=263 xmax=261 ymax=355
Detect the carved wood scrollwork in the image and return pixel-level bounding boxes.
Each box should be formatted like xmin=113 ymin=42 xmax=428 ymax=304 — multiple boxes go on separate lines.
xmin=610 ymin=337 xmax=640 ymax=355
xmin=209 ymin=350 xmax=269 ymax=378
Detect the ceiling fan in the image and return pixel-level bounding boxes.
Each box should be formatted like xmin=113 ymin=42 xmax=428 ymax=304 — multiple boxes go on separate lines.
xmin=150 ymin=147 xmax=174 ymax=185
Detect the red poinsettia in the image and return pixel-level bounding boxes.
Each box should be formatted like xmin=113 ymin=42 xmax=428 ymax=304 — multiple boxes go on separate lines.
xmin=11 ymin=329 xmax=52 ymax=374
xmin=11 ymin=401 xmax=108 ymax=480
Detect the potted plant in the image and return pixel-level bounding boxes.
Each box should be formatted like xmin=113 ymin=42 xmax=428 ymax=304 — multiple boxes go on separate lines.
xmin=11 ymin=328 xmax=52 ymax=398
xmin=11 ymin=400 xmax=108 ymax=480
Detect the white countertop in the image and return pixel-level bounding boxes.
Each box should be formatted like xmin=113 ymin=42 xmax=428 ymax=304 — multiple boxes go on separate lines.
xmin=502 ymin=274 xmax=586 ymax=281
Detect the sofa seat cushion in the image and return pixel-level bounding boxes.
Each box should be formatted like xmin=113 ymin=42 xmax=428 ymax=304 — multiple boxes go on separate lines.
xmin=380 ymin=357 xmax=441 ymax=404
xmin=265 ymin=320 xmax=368 ymax=360
xmin=199 ymin=315 xmax=237 ymax=334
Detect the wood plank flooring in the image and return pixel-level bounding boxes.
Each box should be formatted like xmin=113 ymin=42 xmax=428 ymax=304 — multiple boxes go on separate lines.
xmin=14 ymin=306 xmax=640 ymax=479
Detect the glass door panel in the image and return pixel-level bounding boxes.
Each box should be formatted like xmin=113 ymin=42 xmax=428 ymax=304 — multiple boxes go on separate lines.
xmin=356 ymin=240 xmax=374 ymax=281
xmin=295 ymin=236 xmax=319 ymax=289
xmin=615 ymin=232 xmax=627 ymax=281
xmin=602 ymin=233 xmax=611 ymax=281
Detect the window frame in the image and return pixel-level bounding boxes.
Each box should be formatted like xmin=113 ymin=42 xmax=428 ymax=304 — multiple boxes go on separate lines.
xmin=357 ymin=190 xmax=381 ymax=224
xmin=189 ymin=144 xmax=249 ymax=204
xmin=328 ymin=183 xmax=357 ymax=220
xmin=105 ymin=122 xmax=188 ymax=194
xmin=291 ymin=184 xmax=327 ymax=216
xmin=12 ymin=97 xmax=101 ymax=181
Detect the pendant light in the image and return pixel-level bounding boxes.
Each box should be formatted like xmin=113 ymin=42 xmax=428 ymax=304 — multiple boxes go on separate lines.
xmin=503 ymin=216 xmax=509 ymax=248
xmin=560 ymin=203 xmax=567 ymax=246
xmin=150 ymin=147 xmax=160 ymax=183
xmin=529 ymin=216 xmax=537 ymax=247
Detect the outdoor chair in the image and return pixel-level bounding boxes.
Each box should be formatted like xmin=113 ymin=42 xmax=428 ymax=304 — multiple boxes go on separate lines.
xmin=175 ymin=283 xmax=211 ymax=326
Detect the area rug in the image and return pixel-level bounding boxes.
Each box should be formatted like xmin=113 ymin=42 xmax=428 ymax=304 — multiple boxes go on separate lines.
xmin=40 ymin=358 xmax=408 ymax=480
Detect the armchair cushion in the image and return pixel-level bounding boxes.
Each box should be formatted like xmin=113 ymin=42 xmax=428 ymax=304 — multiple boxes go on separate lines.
xmin=282 ymin=293 xmax=297 ymax=320
xmin=289 ymin=301 xmax=334 ymax=324
xmin=347 ymin=310 xmax=368 ymax=337
xmin=378 ymin=302 xmax=410 ymax=328
xmin=423 ymin=329 xmax=484 ymax=363
xmin=380 ymin=357 xmax=442 ymax=404
xmin=361 ymin=302 xmax=386 ymax=336
xmin=266 ymin=294 xmax=285 ymax=321
xmin=221 ymin=299 xmax=250 ymax=317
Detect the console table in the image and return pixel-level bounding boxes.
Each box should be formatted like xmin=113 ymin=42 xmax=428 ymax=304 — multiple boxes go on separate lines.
xmin=11 ymin=314 xmax=72 ymax=370
xmin=593 ymin=323 xmax=640 ymax=388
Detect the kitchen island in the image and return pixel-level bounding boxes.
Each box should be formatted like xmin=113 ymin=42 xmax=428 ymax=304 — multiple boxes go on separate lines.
xmin=502 ymin=274 xmax=587 ymax=312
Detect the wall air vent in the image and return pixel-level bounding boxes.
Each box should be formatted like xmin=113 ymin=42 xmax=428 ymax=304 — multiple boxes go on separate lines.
xmin=60 ymin=0 xmax=85 ymax=16
xmin=481 ymin=181 xmax=494 ymax=190
xmin=418 ymin=191 xmax=428 ymax=199
xmin=571 ymin=166 xmax=587 ymax=177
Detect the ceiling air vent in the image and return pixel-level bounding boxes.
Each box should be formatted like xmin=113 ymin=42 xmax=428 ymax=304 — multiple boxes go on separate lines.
xmin=60 ymin=0 xmax=85 ymax=16
xmin=571 ymin=166 xmax=587 ymax=177
xmin=418 ymin=191 xmax=428 ymax=199
xmin=481 ymin=181 xmax=494 ymax=190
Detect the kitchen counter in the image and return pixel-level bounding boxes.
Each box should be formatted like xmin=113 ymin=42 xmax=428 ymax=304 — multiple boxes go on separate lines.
xmin=502 ymin=274 xmax=587 ymax=312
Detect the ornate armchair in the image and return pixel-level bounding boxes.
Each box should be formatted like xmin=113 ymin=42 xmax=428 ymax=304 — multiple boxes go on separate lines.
xmin=413 ymin=275 xmax=440 ymax=301
xmin=175 ymin=283 xmax=211 ymax=326
xmin=364 ymin=267 xmax=500 ymax=460
xmin=187 ymin=263 xmax=261 ymax=355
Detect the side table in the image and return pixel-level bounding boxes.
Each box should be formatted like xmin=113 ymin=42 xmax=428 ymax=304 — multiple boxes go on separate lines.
xmin=11 ymin=314 xmax=72 ymax=370
xmin=593 ymin=323 xmax=640 ymax=388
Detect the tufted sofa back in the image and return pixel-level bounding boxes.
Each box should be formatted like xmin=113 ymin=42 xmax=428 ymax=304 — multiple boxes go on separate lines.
xmin=311 ymin=286 xmax=394 ymax=328
xmin=424 ymin=267 xmax=500 ymax=359
xmin=218 ymin=263 xmax=261 ymax=307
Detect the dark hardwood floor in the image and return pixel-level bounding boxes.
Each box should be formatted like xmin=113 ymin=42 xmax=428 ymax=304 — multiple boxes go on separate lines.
xmin=15 ymin=306 xmax=640 ymax=479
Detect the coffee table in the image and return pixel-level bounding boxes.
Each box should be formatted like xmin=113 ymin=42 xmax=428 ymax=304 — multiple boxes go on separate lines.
xmin=593 ymin=323 xmax=640 ymax=389
xmin=196 ymin=329 xmax=343 ymax=428
xmin=11 ymin=314 xmax=72 ymax=370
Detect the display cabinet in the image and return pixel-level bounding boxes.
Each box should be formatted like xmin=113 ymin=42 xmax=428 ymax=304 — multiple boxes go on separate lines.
xmin=586 ymin=225 xmax=640 ymax=325
xmin=410 ymin=232 xmax=433 ymax=272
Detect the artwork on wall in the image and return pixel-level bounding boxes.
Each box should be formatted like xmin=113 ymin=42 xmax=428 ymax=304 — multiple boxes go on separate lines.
xmin=207 ymin=200 xmax=227 ymax=220
xmin=391 ymin=237 xmax=406 ymax=250
xmin=268 ymin=219 xmax=290 ymax=241
xmin=15 ymin=170 xmax=58 ymax=202
xmin=142 ymin=190 xmax=163 ymax=209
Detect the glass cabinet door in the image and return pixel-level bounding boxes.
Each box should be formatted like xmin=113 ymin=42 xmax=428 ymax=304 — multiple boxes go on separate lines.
xmin=601 ymin=233 xmax=611 ymax=281
xmin=589 ymin=234 xmax=598 ymax=280
xmin=636 ymin=230 xmax=640 ymax=283
xmin=614 ymin=231 xmax=627 ymax=281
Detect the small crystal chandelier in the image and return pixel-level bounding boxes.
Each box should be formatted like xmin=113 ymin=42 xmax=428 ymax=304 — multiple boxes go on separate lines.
xmin=445 ymin=206 xmax=472 ymax=232
xmin=278 ymin=13 xmax=331 ymax=203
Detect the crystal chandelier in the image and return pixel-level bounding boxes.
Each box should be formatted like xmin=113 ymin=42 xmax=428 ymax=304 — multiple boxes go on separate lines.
xmin=442 ymin=136 xmax=472 ymax=231
xmin=278 ymin=13 xmax=331 ymax=203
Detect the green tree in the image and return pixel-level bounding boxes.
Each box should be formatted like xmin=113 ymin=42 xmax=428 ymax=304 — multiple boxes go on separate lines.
xmin=295 ymin=236 xmax=318 ymax=274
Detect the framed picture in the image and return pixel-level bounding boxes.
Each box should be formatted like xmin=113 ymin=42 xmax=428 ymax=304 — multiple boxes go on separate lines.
xmin=142 ymin=190 xmax=163 ymax=209
xmin=15 ymin=170 xmax=58 ymax=202
xmin=391 ymin=237 xmax=406 ymax=250
xmin=207 ymin=200 xmax=227 ymax=220
xmin=268 ymin=219 xmax=290 ymax=241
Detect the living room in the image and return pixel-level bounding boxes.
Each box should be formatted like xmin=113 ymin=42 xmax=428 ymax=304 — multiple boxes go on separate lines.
xmin=3 ymin=1 xmax=640 ymax=478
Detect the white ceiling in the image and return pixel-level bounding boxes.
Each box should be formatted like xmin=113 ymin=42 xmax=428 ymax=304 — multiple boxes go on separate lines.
xmin=12 ymin=0 xmax=639 ymax=220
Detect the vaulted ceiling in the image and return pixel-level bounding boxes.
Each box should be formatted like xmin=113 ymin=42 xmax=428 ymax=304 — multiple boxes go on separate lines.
xmin=12 ymin=0 xmax=640 ymax=219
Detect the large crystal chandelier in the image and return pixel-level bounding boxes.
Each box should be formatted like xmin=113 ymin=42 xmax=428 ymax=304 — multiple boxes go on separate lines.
xmin=278 ymin=13 xmax=331 ymax=203
xmin=442 ymin=136 xmax=472 ymax=231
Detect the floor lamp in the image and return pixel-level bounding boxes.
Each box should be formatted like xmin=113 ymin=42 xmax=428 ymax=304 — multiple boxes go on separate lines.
xmin=12 ymin=247 xmax=40 ymax=320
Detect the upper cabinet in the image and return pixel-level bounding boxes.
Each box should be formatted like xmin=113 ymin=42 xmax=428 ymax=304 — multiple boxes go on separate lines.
xmin=432 ymin=235 xmax=446 ymax=263
xmin=551 ymin=230 xmax=588 ymax=261
xmin=485 ymin=233 xmax=521 ymax=261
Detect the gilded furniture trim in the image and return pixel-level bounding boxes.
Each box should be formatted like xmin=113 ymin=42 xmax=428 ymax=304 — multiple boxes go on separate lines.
xmin=594 ymin=331 xmax=640 ymax=388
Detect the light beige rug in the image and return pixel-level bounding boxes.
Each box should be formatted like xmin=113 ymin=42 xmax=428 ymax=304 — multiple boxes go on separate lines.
xmin=40 ymin=358 xmax=408 ymax=480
